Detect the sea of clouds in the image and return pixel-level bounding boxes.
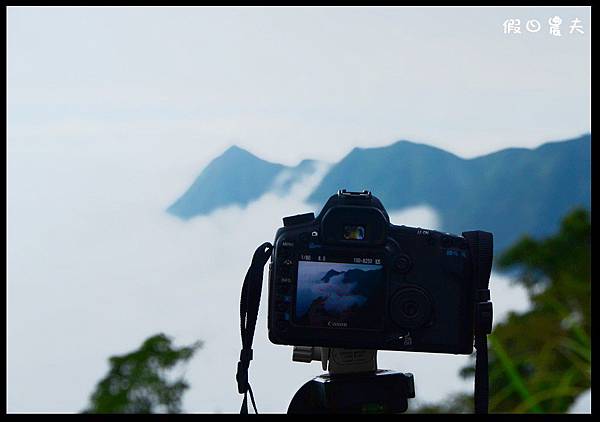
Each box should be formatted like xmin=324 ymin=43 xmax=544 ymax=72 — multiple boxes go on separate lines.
xmin=7 ymin=139 xmax=532 ymax=413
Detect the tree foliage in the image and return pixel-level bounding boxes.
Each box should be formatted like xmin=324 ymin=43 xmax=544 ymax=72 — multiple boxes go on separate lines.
xmin=413 ymin=208 xmax=591 ymax=413
xmin=83 ymin=333 xmax=202 ymax=413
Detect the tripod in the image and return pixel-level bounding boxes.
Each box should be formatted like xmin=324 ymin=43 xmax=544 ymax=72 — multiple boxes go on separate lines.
xmin=287 ymin=347 xmax=415 ymax=414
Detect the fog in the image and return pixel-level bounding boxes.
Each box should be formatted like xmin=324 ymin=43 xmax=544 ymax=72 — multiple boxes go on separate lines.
xmin=7 ymin=137 xmax=530 ymax=412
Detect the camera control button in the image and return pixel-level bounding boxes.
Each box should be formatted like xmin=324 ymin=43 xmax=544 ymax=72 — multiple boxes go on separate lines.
xmin=441 ymin=235 xmax=453 ymax=248
xmin=279 ymin=247 xmax=292 ymax=259
xmin=390 ymin=287 xmax=432 ymax=330
xmin=394 ymin=254 xmax=412 ymax=273
xmin=280 ymin=265 xmax=292 ymax=277
xmin=426 ymin=234 xmax=436 ymax=246
xmin=283 ymin=213 xmax=315 ymax=227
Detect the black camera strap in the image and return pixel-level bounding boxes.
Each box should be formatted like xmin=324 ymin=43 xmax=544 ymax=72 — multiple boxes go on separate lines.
xmin=462 ymin=231 xmax=494 ymax=414
xmin=236 ymin=242 xmax=273 ymax=414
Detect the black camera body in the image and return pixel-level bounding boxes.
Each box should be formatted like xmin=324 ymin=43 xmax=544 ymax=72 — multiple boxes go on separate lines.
xmin=267 ymin=190 xmax=492 ymax=355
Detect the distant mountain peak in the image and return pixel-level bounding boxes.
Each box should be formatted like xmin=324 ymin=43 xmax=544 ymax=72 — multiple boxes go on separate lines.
xmin=221 ymin=145 xmax=256 ymax=159
xmin=391 ymin=139 xmax=420 ymax=147
xmin=389 ymin=139 xmax=463 ymax=157
xmin=225 ymin=144 xmax=244 ymax=152
xmin=348 ymin=139 xmax=461 ymax=159
xmin=321 ymin=269 xmax=343 ymax=283
xmin=167 ymin=145 xmax=322 ymax=219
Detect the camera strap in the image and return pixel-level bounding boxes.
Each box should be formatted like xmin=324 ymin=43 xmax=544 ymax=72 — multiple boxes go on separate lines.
xmin=236 ymin=241 xmax=273 ymax=414
xmin=463 ymin=230 xmax=493 ymax=414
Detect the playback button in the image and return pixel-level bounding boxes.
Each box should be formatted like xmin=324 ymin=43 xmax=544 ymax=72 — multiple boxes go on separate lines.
xmin=279 ymin=265 xmax=292 ymax=281
xmin=394 ymin=253 xmax=412 ymax=274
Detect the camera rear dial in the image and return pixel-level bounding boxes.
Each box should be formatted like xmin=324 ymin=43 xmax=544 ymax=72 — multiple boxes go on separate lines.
xmin=389 ymin=286 xmax=433 ymax=330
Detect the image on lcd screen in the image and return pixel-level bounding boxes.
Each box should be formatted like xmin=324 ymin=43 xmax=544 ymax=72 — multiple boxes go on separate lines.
xmin=295 ymin=261 xmax=385 ymax=330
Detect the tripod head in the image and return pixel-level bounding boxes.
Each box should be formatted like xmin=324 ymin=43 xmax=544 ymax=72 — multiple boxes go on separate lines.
xmin=292 ymin=346 xmax=378 ymax=374
xmin=288 ymin=347 xmax=415 ymax=414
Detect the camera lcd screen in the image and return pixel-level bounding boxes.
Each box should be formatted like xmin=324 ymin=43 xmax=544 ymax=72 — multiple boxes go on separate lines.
xmin=295 ymin=260 xmax=385 ymax=330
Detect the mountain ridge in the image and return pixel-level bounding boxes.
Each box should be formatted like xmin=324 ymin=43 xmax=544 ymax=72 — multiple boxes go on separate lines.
xmin=167 ymin=134 xmax=590 ymax=253
xmin=308 ymin=134 xmax=590 ymax=251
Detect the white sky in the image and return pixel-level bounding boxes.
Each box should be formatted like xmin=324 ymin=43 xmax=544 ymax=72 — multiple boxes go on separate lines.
xmin=6 ymin=6 xmax=589 ymax=413
xmin=8 ymin=6 xmax=590 ymax=167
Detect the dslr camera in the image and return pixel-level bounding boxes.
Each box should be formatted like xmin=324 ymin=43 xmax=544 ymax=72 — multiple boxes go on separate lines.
xmin=268 ymin=190 xmax=493 ymax=355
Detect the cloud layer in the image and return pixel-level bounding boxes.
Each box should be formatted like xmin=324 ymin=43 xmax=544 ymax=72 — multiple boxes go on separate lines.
xmin=7 ymin=137 xmax=530 ymax=412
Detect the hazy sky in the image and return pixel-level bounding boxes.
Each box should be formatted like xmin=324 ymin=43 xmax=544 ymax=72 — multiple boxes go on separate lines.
xmin=8 ymin=6 xmax=590 ymax=167
xmin=6 ymin=6 xmax=590 ymax=413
